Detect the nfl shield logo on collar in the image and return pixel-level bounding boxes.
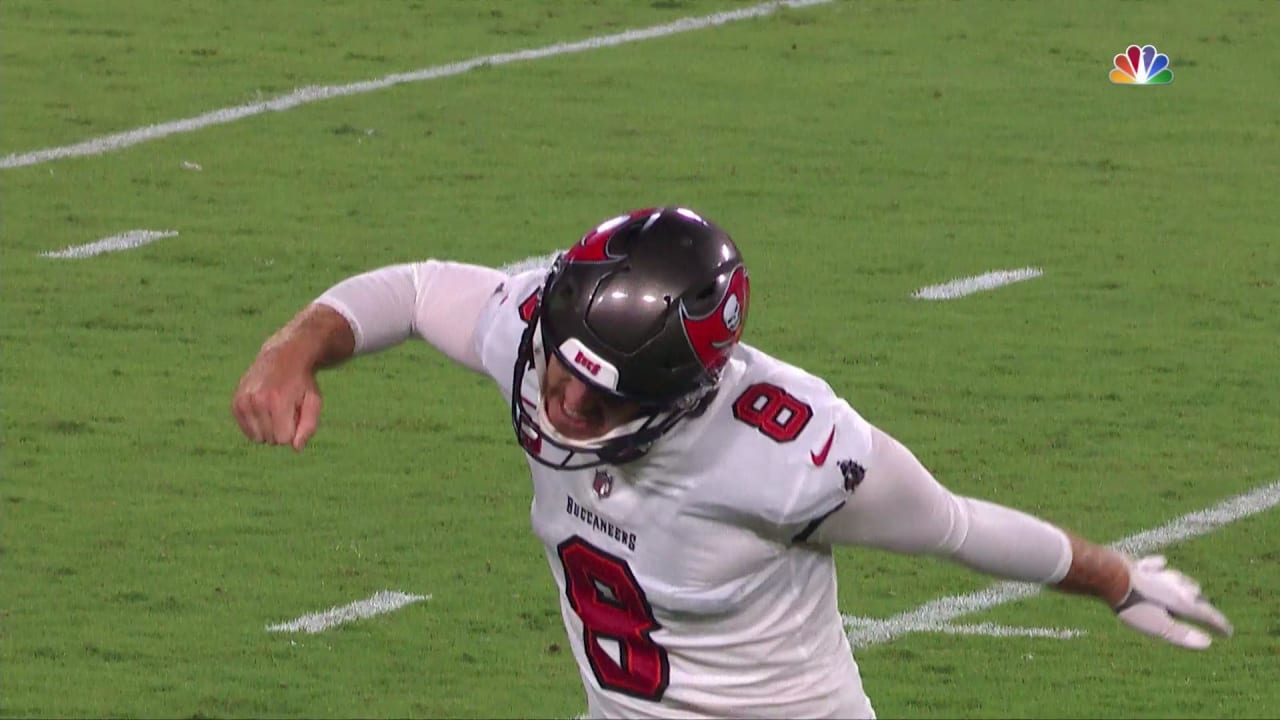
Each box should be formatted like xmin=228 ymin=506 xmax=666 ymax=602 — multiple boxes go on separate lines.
xmin=592 ymin=469 xmax=613 ymax=499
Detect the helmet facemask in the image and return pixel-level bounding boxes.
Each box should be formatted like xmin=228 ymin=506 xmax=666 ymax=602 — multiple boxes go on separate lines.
xmin=511 ymin=301 xmax=712 ymax=470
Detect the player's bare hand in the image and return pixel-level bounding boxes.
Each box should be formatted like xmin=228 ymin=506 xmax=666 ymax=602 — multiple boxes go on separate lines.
xmin=1114 ymin=555 xmax=1233 ymax=650
xmin=231 ymin=304 xmax=354 ymax=451
xmin=232 ymin=346 xmax=323 ymax=452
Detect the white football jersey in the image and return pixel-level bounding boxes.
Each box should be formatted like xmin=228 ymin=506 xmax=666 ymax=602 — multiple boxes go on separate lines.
xmin=474 ymin=270 xmax=878 ymax=719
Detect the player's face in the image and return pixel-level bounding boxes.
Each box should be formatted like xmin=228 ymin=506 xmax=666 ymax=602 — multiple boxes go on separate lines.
xmin=543 ymin=353 xmax=643 ymax=440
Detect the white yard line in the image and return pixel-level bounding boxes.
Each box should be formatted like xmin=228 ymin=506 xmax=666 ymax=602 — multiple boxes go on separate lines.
xmin=843 ymin=616 xmax=1084 ymax=641
xmin=845 ymin=479 xmax=1280 ymax=648
xmin=912 ymin=267 xmax=1043 ymax=300
xmin=933 ymin=622 xmax=1085 ymax=640
xmin=40 ymin=229 xmax=178 ymax=259
xmin=266 ymin=590 xmax=430 ymax=634
xmin=0 ymin=0 xmax=832 ymax=170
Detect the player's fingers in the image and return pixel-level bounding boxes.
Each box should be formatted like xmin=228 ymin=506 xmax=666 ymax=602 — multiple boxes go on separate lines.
xmin=1163 ymin=619 xmax=1213 ymax=650
xmin=292 ymin=390 xmax=322 ymax=451
xmin=245 ymin=389 xmax=284 ymax=444
xmin=232 ymin=392 xmax=266 ymax=443
xmin=1119 ymin=602 xmax=1213 ymax=650
xmin=1175 ymin=597 xmax=1233 ymax=637
xmin=1138 ymin=555 xmax=1168 ymax=571
xmin=267 ymin=390 xmax=299 ymax=445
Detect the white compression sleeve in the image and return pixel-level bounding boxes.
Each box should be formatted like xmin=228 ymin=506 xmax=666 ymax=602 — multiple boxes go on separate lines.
xmin=812 ymin=426 xmax=1072 ymax=584
xmin=314 ymin=260 xmax=506 ymax=373
xmin=949 ymin=497 xmax=1073 ymax=584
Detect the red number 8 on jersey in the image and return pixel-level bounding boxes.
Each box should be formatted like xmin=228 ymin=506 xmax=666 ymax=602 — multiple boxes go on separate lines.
xmin=732 ymin=382 xmax=813 ymax=442
xmin=557 ymin=537 xmax=670 ymax=701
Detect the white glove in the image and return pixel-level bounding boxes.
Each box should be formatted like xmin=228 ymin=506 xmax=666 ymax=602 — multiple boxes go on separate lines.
xmin=1114 ymin=555 xmax=1233 ymax=650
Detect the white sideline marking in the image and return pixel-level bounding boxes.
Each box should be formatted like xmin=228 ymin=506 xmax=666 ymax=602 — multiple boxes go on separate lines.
xmin=845 ymin=479 xmax=1280 ymax=648
xmin=0 ymin=0 xmax=833 ymax=170
xmin=266 ymin=590 xmax=429 ymax=634
xmin=912 ymin=267 xmax=1043 ymax=300
xmin=40 ymin=229 xmax=178 ymax=259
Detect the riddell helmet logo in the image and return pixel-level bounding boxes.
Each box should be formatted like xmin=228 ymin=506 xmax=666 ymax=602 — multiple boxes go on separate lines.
xmin=574 ymin=350 xmax=602 ymax=376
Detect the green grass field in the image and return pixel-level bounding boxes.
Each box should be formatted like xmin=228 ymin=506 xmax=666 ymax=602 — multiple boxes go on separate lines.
xmin=3 ymin=1 xmax=1278 ymax=717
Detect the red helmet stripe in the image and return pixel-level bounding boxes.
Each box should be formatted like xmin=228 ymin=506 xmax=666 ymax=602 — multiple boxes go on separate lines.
xmin=563 ymin=207 xmax=657 ymax=263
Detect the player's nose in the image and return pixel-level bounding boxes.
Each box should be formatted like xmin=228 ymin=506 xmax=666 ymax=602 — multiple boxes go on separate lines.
xmin=560 ymin=376 xmax=598 ymax=414
xmin=563 ymin=371 xmax=611 ymax=412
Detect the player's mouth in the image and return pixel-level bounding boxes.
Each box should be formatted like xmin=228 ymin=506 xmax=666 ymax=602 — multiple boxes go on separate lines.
xmin=546 ymin=394 xmax=604 ymax=439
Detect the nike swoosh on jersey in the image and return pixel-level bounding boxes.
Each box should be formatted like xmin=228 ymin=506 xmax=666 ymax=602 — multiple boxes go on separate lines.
xmin=810 ymin=426 xmax=836 ymax=466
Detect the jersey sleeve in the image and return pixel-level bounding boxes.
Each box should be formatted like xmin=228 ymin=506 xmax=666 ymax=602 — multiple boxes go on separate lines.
xmin=769 ymin=390 xmax=877 ymax=543
xmin=470 ymin=268 xmax=547 ymax=400
xmin=315 ymin=260 xmax=506 ymax=373
xmin=705 ymin=366 xmax=877 ymax=544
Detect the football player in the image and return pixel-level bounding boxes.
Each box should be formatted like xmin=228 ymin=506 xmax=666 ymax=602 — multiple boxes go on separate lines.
xmin=232 ymin=207 xmax=1231 ymax=718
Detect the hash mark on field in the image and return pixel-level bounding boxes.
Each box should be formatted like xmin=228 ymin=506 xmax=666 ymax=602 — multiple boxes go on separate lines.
xmin=266 ymin=590 xmax=429 ymax=634
xmin=912 ymin=267 xmax=1043 ymax=300
xmin=0 ymin=0 xmax=833 ymax=169
xmin=40 ymin=229 xmax=178 ymax=259
xmin=845 ymin=479 xmax=1280 ymax=648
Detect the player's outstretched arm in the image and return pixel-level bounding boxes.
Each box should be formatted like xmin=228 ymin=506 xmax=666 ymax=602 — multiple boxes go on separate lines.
xmin=231 ymin=260 xmax=506 ymax=451
xmin=810 ymin=425 xmax=1232 ymax=649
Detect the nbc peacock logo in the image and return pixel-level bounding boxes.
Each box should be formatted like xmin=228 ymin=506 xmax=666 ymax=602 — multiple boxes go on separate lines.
xmin=1110 ymin=44 xmax=1173 ymax=85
